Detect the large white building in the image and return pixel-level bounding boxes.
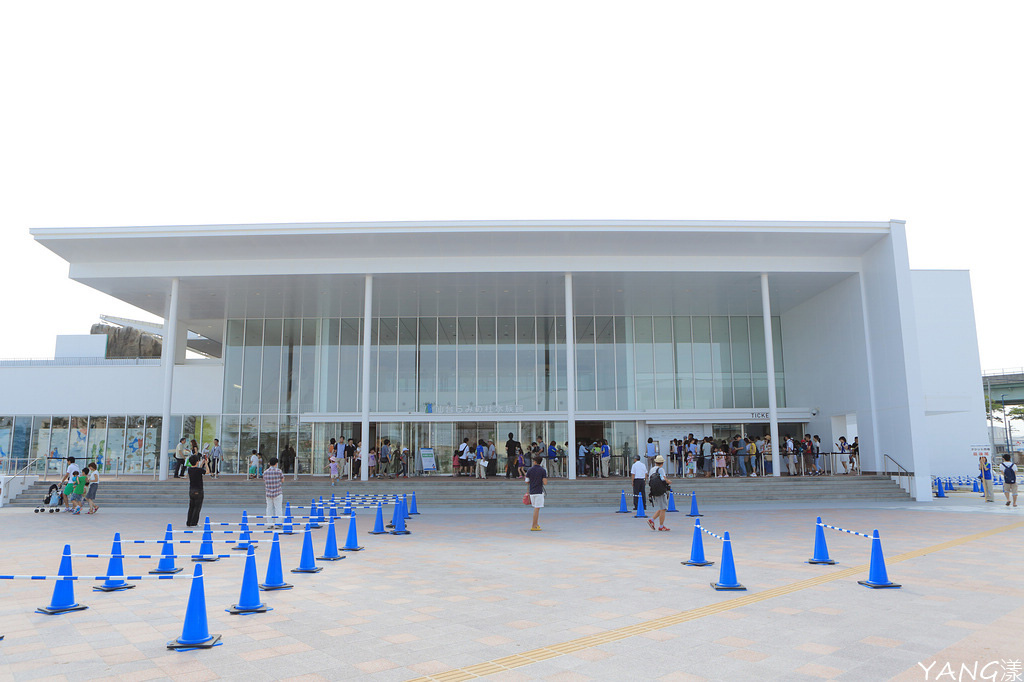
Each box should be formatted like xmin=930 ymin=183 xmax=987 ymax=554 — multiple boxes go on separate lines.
xmin=0 ymin=220 xmax=988 ymax=500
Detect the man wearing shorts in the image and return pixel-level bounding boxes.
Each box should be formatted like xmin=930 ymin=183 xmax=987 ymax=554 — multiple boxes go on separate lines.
xmin=647 ymin=455 xmax=671 ymax=531
xmin=526 ymin=455 xmax=547 ymax=531
xmin=1001 ymin=454 xmax=1018 ymax=507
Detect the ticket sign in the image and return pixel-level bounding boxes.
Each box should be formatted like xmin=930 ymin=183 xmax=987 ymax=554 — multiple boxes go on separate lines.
xmin=970 ymin=444 xmax=992 ymax=459
xmin=421 ymin=447 xmax=437 ymax=472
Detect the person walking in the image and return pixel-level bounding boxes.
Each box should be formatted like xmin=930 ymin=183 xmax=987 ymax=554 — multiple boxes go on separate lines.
xmin=185 ymin=452 xmax=209 ymax=527
xmin=1001 ymin=454 xmax=1018 ymax=507
xmin=526 ymin=455 xmax=547 ymax=531
xmin=264 ymin=456 xmax=285 ymax=525
xmin=630 ymin=454 xmax=647 ymax=511
xmin=979 ymin=455 xmax=995 ymax=503
xmin=600 ymin=440 xmax=611 ymax=478
xmin=647 ymin=455 xmax=672 ymax=531
xmin=83 ymin=462 xmax=100 ymax=514
xmin=173 ymin=438 xmax=187 ymax=478
xmin=247 ymin=450 xmax=259 ymax=481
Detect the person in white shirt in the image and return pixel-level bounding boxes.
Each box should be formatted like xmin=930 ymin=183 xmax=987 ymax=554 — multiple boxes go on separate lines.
xmin=630 ymin=455 xmax=648 ymax=511
xmin=174 ymin=438 xmax=188 ymax=478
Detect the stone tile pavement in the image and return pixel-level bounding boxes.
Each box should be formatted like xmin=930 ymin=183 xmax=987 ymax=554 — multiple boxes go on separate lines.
xmin=0 ymin=493 xmax=1022 ymax=681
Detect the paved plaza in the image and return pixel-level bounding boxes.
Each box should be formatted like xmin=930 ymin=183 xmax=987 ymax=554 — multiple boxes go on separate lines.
xmin=0 ymin=494 xmax=1022 ymax=681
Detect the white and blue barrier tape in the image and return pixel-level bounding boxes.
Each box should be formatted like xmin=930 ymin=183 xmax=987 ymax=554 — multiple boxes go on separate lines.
xmin=68 ymin=553 xmax=242 ymax=560
xmin=817 ymin=522 xmax=872 ymax=539
xmin=125 ymin=539 xmax=259 ymax=544
xmin=0 ymin=574 xmax=195 ymax=581
xmin=699 ymin=525 xmax=726 ymax=542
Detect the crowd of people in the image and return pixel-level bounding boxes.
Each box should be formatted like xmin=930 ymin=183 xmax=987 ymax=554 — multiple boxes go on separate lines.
xmin=153 ymin=429 xmax=864 ymax=486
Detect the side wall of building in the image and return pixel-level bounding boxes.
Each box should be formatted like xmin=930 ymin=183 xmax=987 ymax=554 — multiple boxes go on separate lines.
xmin=911 ymin=269 xmax=988 ymax=477
xmin=861 ymin=224 xmax=931 ymax=499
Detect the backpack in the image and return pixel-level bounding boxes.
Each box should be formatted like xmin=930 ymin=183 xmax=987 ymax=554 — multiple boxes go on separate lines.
xmin=648 ymin=468 xmax=670 ymax=497
xmin=1004 ymin=463 xmax=1017 ymax=484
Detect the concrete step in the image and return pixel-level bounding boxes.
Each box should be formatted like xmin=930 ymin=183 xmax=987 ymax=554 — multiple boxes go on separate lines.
xmin=8 ymin=475 xmax=912 ymax=508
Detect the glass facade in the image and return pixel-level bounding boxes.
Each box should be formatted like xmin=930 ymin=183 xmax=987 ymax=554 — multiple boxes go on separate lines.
xmin=0 ymin=314 xmax=787 ymax=478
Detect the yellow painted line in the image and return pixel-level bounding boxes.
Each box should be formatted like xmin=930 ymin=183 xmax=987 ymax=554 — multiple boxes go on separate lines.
xmin=409 ymin=520 xmax=1024 ymax=682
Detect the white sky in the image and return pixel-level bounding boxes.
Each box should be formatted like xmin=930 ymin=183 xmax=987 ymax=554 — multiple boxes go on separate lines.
xmin=1 ymin=2 xmax=1020 ymax=369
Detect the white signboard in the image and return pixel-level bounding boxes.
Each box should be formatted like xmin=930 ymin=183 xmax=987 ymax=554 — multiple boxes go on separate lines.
xmin=420 ymin=447 xmax=437 ymax=472
xmin=971 ymin=444 xmax=992 ymax=459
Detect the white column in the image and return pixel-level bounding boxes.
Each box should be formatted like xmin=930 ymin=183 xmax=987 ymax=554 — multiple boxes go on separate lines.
xmin=360 ymin=274 xmax=373 ymax=481
xmin=760 ymin=274 xmax=781 ymax=477
xmin=858 ymin=271 xmax=882 ymax=476
xmin=564 ymin=273 xmax=577 ymax=480
xmin=158 ymin=278 xmax=180 ymax=482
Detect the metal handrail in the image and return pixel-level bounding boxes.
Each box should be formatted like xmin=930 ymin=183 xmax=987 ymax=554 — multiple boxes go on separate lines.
xmin=883 ymin=453 xmax=913 ymax=477
xmin=7 ymin=456 xmax=64 ymax=483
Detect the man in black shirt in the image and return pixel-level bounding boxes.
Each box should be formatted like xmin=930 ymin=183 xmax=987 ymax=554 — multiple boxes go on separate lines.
xmin=186 ymin=453 xmax=209 ymax=527
xmin=526 ymin=455 xmax=547 ymax=531
xmin=505 ymin=433 xmax=521 ymax=479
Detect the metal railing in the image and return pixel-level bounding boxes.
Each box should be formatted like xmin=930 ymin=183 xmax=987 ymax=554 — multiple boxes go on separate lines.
xmin=882 ymin=453 xmax=914 ymax=494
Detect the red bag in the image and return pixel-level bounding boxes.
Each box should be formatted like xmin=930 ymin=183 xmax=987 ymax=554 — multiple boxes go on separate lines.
xmin=522 ymin=492 xmax=531 ymax=505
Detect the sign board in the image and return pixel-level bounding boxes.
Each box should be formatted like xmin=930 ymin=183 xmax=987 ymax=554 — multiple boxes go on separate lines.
xmin=420 ymin=447 xmax=437 ymax=472
xmin=970 ymin=444 xmax=992 ymax=459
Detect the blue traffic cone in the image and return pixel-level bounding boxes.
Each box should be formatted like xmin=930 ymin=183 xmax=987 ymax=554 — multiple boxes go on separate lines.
xmin=329 ymin=504 xmax=338 ymax=522
xmin=344 ymin=494 xmax=353 ymax=516
xmin=403 ymin=494 xmax=412 ymax=520
xmin=233 ymin=511 xmax=252 ymax=551
xmin=634 ymin=493 xmax=647 ymax=519
xmin=409 ymin=492 xmax=420 ymax=515
xmin=387 ymin=500 xmax=400 ymax=529
xmin=340 ymin=514 xmax=364 ymax=551
xmin=95 ymin=533 xmax=135 ymax=592
xmin=227 ymin=545 xmax=270 ymax=614
xmin=807 ymin=517 xmax=836 ymax=565
xmin=858 ymin=530 xmax=901 ymax=589
xmin=368 ymin=503 xmax=387 ymax=535
xmin=390 ymin=498 xmax=411 ymax=535
xmin=291 ymin=524 xmax=323 ymax=573
xmin=309 ymin=499 xmax=321 ymax=529
xmin=973 ymin=479 xmax=981 ymax=493
xmin=331 ymin=492 xmax=336 ymax=506
xmin=36 ymin=545 xmax=88 ymax=615
xmin=615 ymin=490 xmax=629 ymax=513
xmin=317 ymin=517 xmax=346 ymax=561
xmin=687 ymin=492 xmax=703 ymax=517
xmin=681 ymin=520 xmax=714 ymax=567
xmin=711 ymin=532 xmax=746 ymax=591
xmin=259 ymin=532 xmax=293 ymax=591
xmin=317 ymin=497 xmax=326 ymax=525
xmin=150 ymin=523 xmax=183 ymax=574
xmin=195 ymin=518 xmax=218 ymax=561
xmin=935 ymin=480 xmax=946 ymax=498
xmin=282 ymin=502 xmax=294 ymax=535
xmin=167 ymin=564 xmax=222 ymax=650
xmin=666 ymin=492 xmax=679 ymax=513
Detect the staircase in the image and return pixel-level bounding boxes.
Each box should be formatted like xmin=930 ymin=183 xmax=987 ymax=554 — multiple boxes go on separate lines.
xmin=6 ymin=474 xmax=911 ymax=509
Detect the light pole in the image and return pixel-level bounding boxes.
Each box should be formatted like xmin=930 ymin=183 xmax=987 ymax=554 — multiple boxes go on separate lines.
xmin=1001 ymin=394 xmax=1010 ymax=455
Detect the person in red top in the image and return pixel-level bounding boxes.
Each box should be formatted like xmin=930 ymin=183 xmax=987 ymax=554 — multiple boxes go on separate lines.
xmin=263 ymin=457 xmax=285 ymax=526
